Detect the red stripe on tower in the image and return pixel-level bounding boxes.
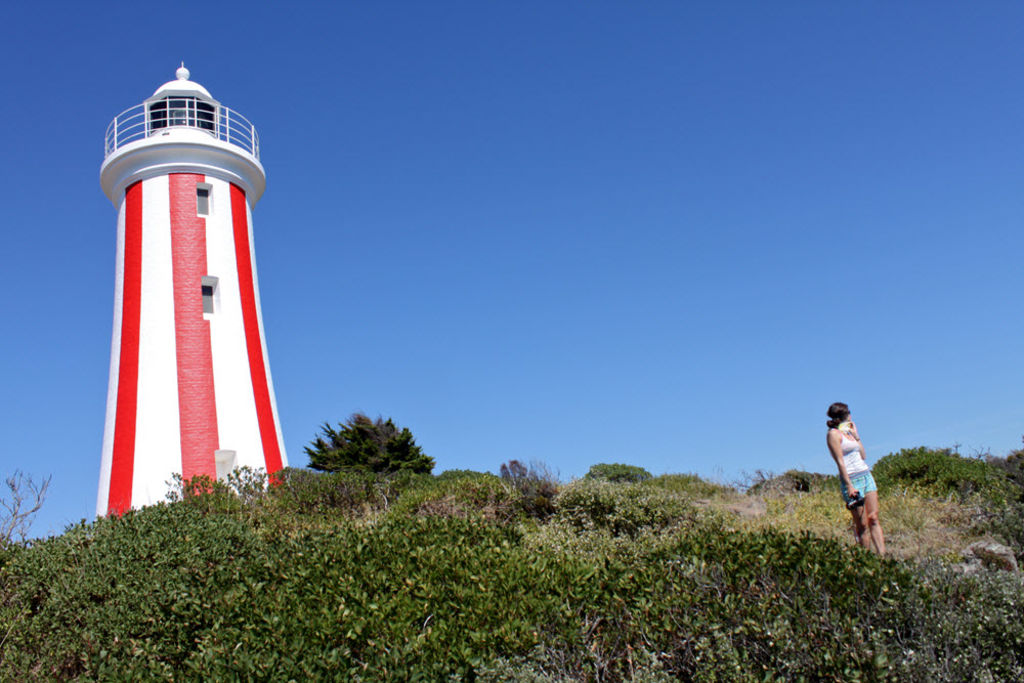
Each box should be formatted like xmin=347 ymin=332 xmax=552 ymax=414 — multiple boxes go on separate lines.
xmin=169 ymin=173 xmax=219 ymax=481
xmin=231 ymin=183 xmax=283 ymax=474
xmin=107 ymin=181 xmax=143 ymax=514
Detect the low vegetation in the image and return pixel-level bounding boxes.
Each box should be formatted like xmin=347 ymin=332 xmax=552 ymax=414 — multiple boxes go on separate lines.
xmin=1 ymin=447 xmax=1022 ymax=680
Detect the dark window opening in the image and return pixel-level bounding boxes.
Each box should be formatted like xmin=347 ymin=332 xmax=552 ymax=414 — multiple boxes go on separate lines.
xmin=201 ymin=276 xmax=219 ymax=315
xmin=197 ymin=186 xmax=210 ymax=215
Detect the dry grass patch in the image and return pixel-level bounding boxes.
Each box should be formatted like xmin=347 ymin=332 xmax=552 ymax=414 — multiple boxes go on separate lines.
xmin=880 ymin=492 xmax=979 ymax=560
xmin=735 ymin=490 xmax=982 ymax=561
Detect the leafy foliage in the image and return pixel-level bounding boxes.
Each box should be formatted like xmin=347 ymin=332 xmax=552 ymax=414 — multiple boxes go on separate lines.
xmin=554 ymin=479 xmax=693 ymax=537
xmin=2 ymin=459 xmax=1023 ymax=680
xmin=499 ymin=460 xmax=559 ymax=519
xmin=873 ymin=447 xmax=1014 ymax=503
xmin=305 ymin=413 xmax=434 ymax=475
xmin=269 ymin=467 xmax=424 ymax=518
xmin=584 ymin=462 xmax=652 ymax=483
xmin=986 ymin=445 xmax=1024 ymax=501
xmin=747 ymin=469 xmax=836 ymax=496
xmin=648 ymin=473 xmax=735 ymax=498
xmin=389 ymin=470 xmax=518 ymax=522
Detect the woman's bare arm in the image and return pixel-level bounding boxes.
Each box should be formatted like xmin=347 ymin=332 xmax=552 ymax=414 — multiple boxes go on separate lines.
xmin=827 ymin=429 xmax=859 ymax=496
xmin=848 ymin=421 xmax=867 ymax=461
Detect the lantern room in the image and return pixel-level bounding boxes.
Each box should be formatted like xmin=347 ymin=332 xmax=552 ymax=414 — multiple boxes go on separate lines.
xmin=146 ymin=65 xmax=218 ymax=134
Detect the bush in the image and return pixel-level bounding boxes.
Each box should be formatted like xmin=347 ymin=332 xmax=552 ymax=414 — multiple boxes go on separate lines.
xmin=4 ymin=462 xmax=1024 ymax=680
xmin=0 ymin=506 xmax=956 ymax=682
xmin=389 ymin=471 xmax=518 ymax=522
xmin=0 ymin=504 xmax=273 ymax=679
xmin=436 ymin=468 xmax=490 ymax=481
xmin=747 ymin=470 xmax=836 ymax=497
xmin=987 ymin=447 xmax=1024 ymax=501
xmin=500 ymin=461 xmax=559 ymax=520
xmin=268 ymin=467 xmax=423 ymax=518
xmin=584 ymin=463 xmax=652 ymax=483
xmin=554 ymin=480 xmax=692 ymax=537
xmin=873 ymin=447 xmax=1014 ymax=503
xmin=0 ymin=510 xmax=565 ymax=680
xmin=648 ymin=473 xmax=735 ymax=498
xmin=976 ymin=502 xmax=1024 ymax=562
xmin=305 ymin=414 xmax=434 ymax=475
xmin=887 ymin=561 xmax=1024 ymax=681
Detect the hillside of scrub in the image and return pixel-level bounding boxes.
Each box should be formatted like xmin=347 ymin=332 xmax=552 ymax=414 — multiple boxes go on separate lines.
xmin=1 ymin=448 xmax=1023 ymax=681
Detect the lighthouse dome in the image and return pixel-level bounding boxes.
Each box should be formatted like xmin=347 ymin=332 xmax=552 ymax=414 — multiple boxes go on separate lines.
xmin=150 ymin=64 xmax=214 ymax=101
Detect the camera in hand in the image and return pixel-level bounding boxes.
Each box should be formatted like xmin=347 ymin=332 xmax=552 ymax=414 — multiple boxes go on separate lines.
xmin=846 ymin=490 xmax=865 ymax=510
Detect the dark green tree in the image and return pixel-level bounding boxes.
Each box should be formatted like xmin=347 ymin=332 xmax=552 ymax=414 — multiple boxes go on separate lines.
xmin=305 ymin=413 xmax=434 ymax=474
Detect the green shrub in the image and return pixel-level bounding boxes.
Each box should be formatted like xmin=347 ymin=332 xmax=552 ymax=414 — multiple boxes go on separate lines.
xmin=436 ymin=468 xmax=491 ymax=481
xmin=747 ymin=469 xmax=836 ymax=496
xmin=648 ymin=473 xmax=735 ymax=498
xmin=887 ymin=561 xmax=1024 ymax=681
xmin=987 ymin=448 xmax=1024 ymax=502
xmin=0 ymin=504 xmax=273 ymax=679
xmin=976 ymin=502 xmax=1024 ymax=562
xmin=165 ymin=472 xmax=247 ymax=515
xmin=554 ymin=480 xmax=692 ymax=537
xmin=164 ymin=467 xmax=271 ymax=517
xmin=389 ymin=471 xmax=518 ymax=522
xmin=873 ymin=447 xmax=1014 ymax=503
xmin=4 ymin=461 xmax=1024 ymax=681
xmin=267 ymin=467 xmax=422 ymax=518
xmin=584 ymin=463 xmax=652 ymax=483
xmin=500 ymin=461 xmax=559 ymax=520
xmin=0 ymin=510 xmax=566 ymax=680
xmin=503 ymin=524 xmax=910 ymax=681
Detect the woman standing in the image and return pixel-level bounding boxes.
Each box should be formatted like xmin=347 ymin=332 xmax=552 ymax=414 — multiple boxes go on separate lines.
xmin=826 ymin=402 xmax=885 ymax=554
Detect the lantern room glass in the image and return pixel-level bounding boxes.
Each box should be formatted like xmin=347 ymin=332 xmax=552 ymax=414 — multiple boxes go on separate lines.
xmin=148 ymin=97 xmax=216 ymax=134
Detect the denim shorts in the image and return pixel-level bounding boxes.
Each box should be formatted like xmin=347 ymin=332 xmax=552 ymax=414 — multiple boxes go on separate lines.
xmin=840 ymin=471 xmax=877 ymax=506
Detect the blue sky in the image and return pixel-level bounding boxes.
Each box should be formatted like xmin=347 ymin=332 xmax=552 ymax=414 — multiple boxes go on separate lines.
xmin=2 ymin=2 xmax=1022 ymax=538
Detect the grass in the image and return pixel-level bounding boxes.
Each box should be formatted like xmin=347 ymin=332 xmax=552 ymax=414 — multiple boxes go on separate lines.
xmin=732 ymin=486 xmax=985 ymax=561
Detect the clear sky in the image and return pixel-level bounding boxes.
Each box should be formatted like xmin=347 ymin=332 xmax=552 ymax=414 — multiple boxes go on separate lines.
xmin=2 ymin=2 xmax=1022 ymax=539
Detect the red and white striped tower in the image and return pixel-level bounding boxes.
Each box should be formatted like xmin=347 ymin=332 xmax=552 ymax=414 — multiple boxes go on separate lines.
xmin=97 ymin=65 xmax=287 ymax=515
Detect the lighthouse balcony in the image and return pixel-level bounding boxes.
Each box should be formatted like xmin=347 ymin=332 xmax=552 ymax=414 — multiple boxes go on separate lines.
xmin=104 ymin=99 xmax=260 ymax=160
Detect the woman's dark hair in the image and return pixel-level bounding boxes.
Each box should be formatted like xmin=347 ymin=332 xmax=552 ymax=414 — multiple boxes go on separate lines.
xmin=826 ymin=402 xmax=850 ymax=429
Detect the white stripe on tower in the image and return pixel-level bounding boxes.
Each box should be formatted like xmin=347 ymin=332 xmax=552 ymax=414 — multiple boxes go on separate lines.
xmin=132 ymin=175 xmax=182 ymax=507
xmin=96 ymin=197 xmax=127 ymax=516
xmin=231 ymin=184 xmax=285 ymax=473
xmin=239 ymin=195 xmax=288 ymax=467
xmin=205 ymin=177 xmax=264 ymax=470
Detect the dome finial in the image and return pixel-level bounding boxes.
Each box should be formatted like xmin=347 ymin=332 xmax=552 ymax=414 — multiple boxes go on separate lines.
xmin=176 ymin=62 xmax=190 ymax=81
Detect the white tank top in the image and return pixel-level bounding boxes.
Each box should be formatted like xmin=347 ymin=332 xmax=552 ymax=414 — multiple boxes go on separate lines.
xmin=837 ymin=430 xmax=870 ymax=477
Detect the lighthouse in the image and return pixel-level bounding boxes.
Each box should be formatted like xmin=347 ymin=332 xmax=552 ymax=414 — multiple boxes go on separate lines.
xmin=97 ymin=66 xmax=287 ymax=515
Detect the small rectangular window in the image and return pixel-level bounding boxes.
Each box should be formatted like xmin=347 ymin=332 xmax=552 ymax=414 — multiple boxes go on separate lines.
xmin=201 ymin=276 xmax=219 ymax=315
xmin=196 ymin=184 xmax=211 ymax=215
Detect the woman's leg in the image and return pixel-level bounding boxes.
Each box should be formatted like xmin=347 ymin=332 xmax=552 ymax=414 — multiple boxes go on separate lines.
xmin=862 ymin=491 xmax=885 ymax=555
xmin=849 ymin=507 xmax=868 ymax=548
